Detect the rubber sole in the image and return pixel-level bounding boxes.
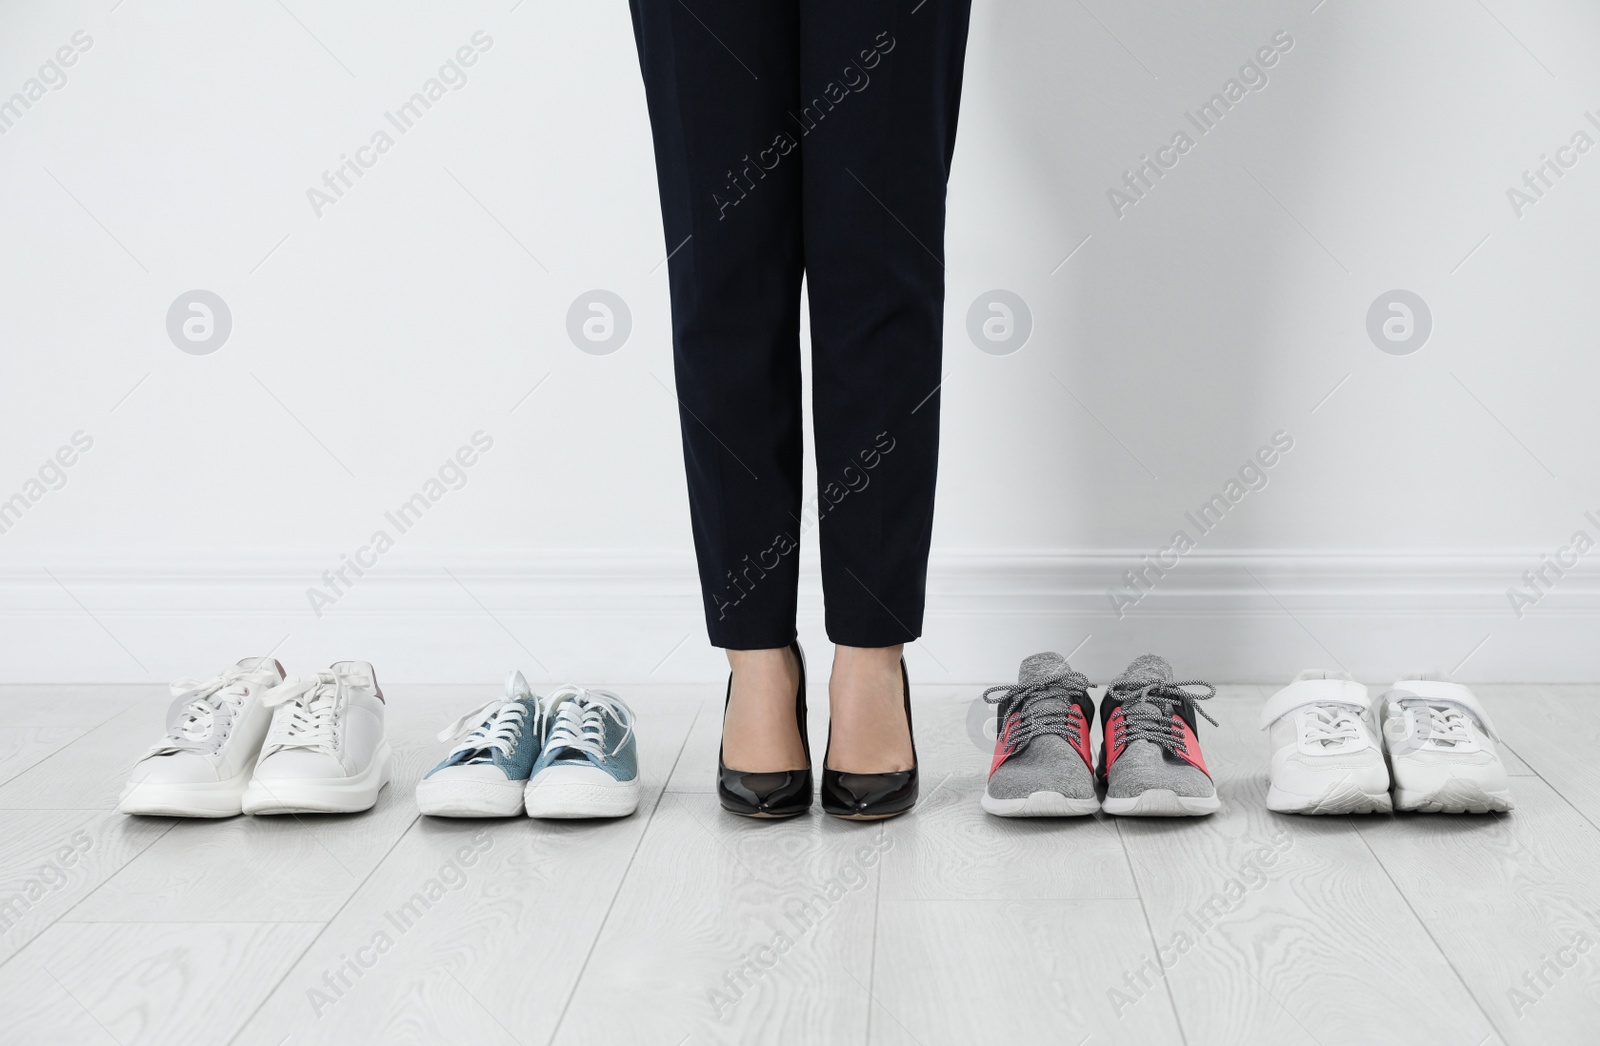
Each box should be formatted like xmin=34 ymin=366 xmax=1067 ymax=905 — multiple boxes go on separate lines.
xmin=1394 ymin=779 xmax=1514 ymax=814
xmin=1102 ymin=788 xmax=1220 ymax=817
xmin=525 ymin=774 xmax=639 ymax=819
xmin=1268 ymin=782 xmax=1393 ymax=815
xmin=981 ymin=790 xmax=1100 ymax=817
xmin=117 ymin=764 xmax=254 ymax=818
xmin=416 ymin=776 xmax=526 ymax=818
xmin=242 ymin=742 xmax=393 ymax=815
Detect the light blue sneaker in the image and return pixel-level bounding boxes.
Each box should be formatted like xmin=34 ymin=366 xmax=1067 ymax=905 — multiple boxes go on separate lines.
xmin=524 ymin=686 xmax=639 ymax=819
xmin=417 ymin=671 xmax=545 ymax=817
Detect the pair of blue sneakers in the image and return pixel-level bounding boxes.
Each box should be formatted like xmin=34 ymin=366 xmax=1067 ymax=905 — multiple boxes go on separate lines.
xmin=417 ymin=672 xmax=639 ymax=819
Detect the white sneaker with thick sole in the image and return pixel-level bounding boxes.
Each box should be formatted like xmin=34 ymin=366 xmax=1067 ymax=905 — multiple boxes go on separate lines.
xmin=118 ymin=657 xmax=286 ymax=817
xmin=1380 ymin=678 xmax=1513 ymax=814
xmin=1262 ymin=670 xmax=1392 ymax=815
xmin=242 ymin=661 xmax=392 ymax=815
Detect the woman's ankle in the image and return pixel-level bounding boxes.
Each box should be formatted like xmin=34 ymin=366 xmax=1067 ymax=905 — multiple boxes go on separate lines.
xmin=721 ymin=645 xmax=808 ymax=772
xmin=826 ymin=644 xmax=913 ymax=773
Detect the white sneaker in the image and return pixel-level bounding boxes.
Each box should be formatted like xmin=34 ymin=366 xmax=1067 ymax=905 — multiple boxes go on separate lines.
xmin=242 ymin=661 xmax=393 ymax=815
xmin=118 ymin=657 xmax=286 ymax=817
xmin=1380 ymin=677 xmax=1513 ymax=813
xmin=1262 ymin=670 xmax=1392 ymax=815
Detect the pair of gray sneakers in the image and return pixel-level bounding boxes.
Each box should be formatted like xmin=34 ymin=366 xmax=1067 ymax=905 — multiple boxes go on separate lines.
xmin=982 ymin=652 xmax=1220 ymax=817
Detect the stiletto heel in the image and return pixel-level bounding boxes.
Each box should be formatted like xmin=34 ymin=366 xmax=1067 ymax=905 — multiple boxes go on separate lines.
xmin=821 ymin=657 xmax=918 ymax=820
xmin=717 ymin=640 xmax=813 ymax=818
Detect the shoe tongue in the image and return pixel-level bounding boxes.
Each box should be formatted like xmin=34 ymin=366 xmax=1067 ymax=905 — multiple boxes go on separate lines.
xmin=1118 ymin=653 xmax=1173 ymax=687
xmin=1018 ymin=651 xmax=1072 ymax=685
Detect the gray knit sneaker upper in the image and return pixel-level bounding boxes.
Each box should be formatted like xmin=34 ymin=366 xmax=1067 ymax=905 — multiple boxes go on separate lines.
xmin=983 ymin=652 xmax=1096 ymax=800
xmin=1101 ymin=654 xmax=1218 ymax=799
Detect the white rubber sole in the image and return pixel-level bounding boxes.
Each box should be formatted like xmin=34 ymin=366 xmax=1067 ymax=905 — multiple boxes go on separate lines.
xmin=1102 ymin=789 xmax=1220 ymax=817
xmin=242 ymin=742 xmax=393 ymax=815
xmin=1394 ymin=779 xmax=1514 ymax=814
xmin=524 ymin=770 xmax=639 ymax=819
xmin=416 ymin=776 xmax=526 ymax=818
xmin=1268 ymin=782 xmax=1393 ymax=815
xmin=981 ymin=790 xmax=1100 ymax=817
xmin=117 ymin=764 xmax=254 ymax=818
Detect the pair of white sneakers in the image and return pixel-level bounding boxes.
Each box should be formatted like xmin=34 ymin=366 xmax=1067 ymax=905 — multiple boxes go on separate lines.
xmin=117 ymin=657 xmax=393 ymax=818
xmin=1262 ymin=670 xmax=1514 ymax=815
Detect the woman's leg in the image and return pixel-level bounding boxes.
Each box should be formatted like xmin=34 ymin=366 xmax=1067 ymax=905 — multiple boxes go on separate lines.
xmin=798 ymin=0 xmax=972 ymax=770
xmin=630 ymin=0 xmax=809 ymax=770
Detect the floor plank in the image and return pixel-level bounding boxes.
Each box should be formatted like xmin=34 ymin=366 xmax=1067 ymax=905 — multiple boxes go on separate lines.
xmin=1359 ymin=778 xmax=1600 ymax=1045
xmin=0 ymin=921 xmax=321 ymax=1045
xmin=1117 ymin=694 xmax=1495 ymax=1046
xmin=554 ymin=790 xmax=879 ymax=1046
xmin=870 ymin=898 xmax=1187 ymax=1045
xmin=878 ymin=694 xmax=1138 ymax=900
xmin=1479 ymin=684 xmax=1600 ymax=820
xmin=0 ymin=810 xmax=172 ymax=965
xmin=227 ymin=695 xmax=699 ymax=1046
xmin=0 ymin=682 xmax=1590 ymax=1043
xmin=0 ymin=727 xmax=92 ymax=790
xmin=0 ymin=689 xmax=171 ymax=810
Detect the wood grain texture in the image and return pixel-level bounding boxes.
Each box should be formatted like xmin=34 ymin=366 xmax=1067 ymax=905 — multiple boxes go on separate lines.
xmin=878 ymin=694 xmax=1138 ymax=901
xmin=227 ymin=692 xmax=699 ymax=1046
xmin=0 ymin=921 xmax=320 ymax=1045
xmin=0 ymin=809 xmax=171 ymax=964
xmin=1359 ymin=777 xmax=1600 ymax=1045
xmin=1479 ymin=684 xmax=1600 ymax=812
xmin=870 ymin=899 xmax=1187 ymax=1046
xmin=557 ymin=790 xmax=880 ymax=1046
xmin=1119 ymin=694 xmax=1495 ymax=1046
xmin=0 ymin=727 xmax=90 ymax=790
xmin=0 ymin=689 xmax=171 ymax=810
xmin=0 ymin=682 xmax=1590 ymax=1044
xmin=66 ymin=735 xmax=436 ymax=923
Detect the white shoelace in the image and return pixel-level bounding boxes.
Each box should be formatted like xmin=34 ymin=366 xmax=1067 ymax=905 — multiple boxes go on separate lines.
xmin=153 ymin=662 xmax=280 ymax=756
xmin=1302 ymin=704 xmax=1365 ymax=748
xmin=437 ymin=672 xmax=539 ymax=762
xmin=263 ymin=665 xmax=374 ymax=754
xmin=544 ymin=685 xmax=633 ymax=760
xmin=1405 ymin=701 xmax=1474 ymax=747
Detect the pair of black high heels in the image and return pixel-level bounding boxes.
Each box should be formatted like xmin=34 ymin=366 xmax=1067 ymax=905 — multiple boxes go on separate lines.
xmin=716 ymin=641 xmax=918 ymax=821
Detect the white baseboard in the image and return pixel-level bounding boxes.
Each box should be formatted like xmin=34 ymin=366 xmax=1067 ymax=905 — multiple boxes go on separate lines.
xmin=1 ymin=551 xmax=1596 ymax=683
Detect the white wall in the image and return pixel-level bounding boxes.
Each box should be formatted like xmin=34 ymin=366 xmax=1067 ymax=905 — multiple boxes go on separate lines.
xmin=2 ymin=0 xmax=1598 ymax=684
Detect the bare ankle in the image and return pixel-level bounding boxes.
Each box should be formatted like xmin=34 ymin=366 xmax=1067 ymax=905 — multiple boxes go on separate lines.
xmin=826 ymin=644 xmax=912 ymax=773
xmin=722 ymin=644 xmax=807 ymax=773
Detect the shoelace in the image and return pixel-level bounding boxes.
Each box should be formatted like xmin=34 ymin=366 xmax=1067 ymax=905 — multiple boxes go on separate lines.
xmin=981 ymin=671 xmax=1093 ymax=750
xmin=437 ymin=672 xmax=540 ymax=762
xmin=154 ymin=664 xmax=279 ymax=755
xmin=1303 ymin=704 xmax=1364 ymax=747
xmin=262 ymin=665 xmax=374 ymax=753
xmin=1403 ymin=701 xmax=1474 ymax=747
xmin=544 ymin=685 xmax=633 ymax=760
xmin=1108 ymin=677 xmax=1218 ymax=755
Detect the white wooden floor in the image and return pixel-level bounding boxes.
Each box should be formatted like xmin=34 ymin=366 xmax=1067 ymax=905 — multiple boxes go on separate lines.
xmin=0 ymin=682 xmax=1596 ymax=1045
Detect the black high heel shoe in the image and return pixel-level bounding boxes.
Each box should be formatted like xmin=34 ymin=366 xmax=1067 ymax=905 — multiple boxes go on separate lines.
xmin=821 ymin=657 xmax=918 ymax=820
xmin=717 ymin=640 xmax=813 ymax=818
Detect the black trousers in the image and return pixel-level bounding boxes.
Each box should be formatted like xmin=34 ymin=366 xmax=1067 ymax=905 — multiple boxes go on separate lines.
xmin=629 ymin=0 xmax=971 ymax=649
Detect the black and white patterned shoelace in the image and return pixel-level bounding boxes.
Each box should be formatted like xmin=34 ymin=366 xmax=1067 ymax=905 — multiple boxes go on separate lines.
xmin=981 ymin=671 xmax=1093 ymax=750
xmin=1107 ymin=678 xmax=1219 ymax=755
